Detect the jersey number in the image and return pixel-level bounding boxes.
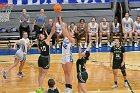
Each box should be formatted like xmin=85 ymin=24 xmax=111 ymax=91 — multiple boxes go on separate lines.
xmin=63 ymin=44 xmax=67 ymax=49
xmin=41 ymin=46 xmax=46 ymax=51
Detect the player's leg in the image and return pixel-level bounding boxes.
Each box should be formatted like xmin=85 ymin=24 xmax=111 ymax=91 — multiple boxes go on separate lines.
xmin=112 ymin=69 xmax=118 ymax=88
xmin=124 ymin=32 xmax=128 ymax=46
xmin=99 ymin=32 xmax=102 ymax=47
xmin=78 ymin=83 xmax=82 ymax=93
xmin=128 ymin=31 xmax=133 ymax=46
xmin=79 ymin=83 xmax=88 ymax=93
xmin=52 ymin=32 xmax=56 ymax=49
xmin=120 ymin=65 xmax=128 ymax=87
xmin=95 ymin=32 xmax=99 ymax=48
xmin=107 ymin=32 xmax=111 ymax=47
xmin=84 ymin=31 xmax=88 ymax=48
xmin=88 ymin=32 xmax=92 ymax=47
xmin=3 ymin=58 xmax=19 ymax=79
xmin=134 ymin=32 xmax=138 ymax=47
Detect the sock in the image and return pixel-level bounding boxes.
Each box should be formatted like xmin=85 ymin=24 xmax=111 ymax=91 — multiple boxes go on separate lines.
xmin=65 ymin=84 xmax=72 ymax=89
xmin=124 ymin=80 xmax=127 ymax=82
xmin=114 ymin=81 xmax=117 ymax=85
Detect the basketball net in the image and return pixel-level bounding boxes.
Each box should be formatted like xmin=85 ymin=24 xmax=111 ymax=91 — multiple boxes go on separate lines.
xmin=0 ymin=4 xmax=13 ymax=22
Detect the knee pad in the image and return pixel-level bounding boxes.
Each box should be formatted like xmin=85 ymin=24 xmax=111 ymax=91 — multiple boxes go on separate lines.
xmin=121 ymin=69 xmax=126 ymax=76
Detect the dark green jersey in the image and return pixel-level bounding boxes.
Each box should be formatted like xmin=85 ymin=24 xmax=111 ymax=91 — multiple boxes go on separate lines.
xmin=38 ymin=40 xmax=50 ymax=56
xmin=111 ymin=45 xmax=125 ymax=62
xmin=76 ymin=57 xmax=87 ymax=73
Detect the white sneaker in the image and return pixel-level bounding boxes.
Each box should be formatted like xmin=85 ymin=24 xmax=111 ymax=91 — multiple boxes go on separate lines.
xmin=96 ymin=43 xmax=98 ymax=48
xmin=112 ymin=84 xmax=118 ymax=88
xmin=134 ymin=43 xmax=138 ymax=47
xmin=84 ymin=43 xmax=87 ymax=48
xmin=56 ymin=44 xmax=59 ymax=49
xmin=64 ymin=88 xmax=72 ymax=93
xmin=130 ymin=42 xmax=132 ymax=46
xmin=107 ymin=42 xmax=110 ymax=47
xmin=124 ymin=43 xmax=127 ymax=46
xmin=52 ymin=45 xmax=56 ymax=49
xmin=99 ymin=43 xmax=102 ymax=48
xmin=124 ymin=82 xmax=128 ymax=88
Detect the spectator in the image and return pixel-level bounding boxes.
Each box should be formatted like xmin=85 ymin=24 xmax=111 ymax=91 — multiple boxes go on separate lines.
xmin=99 ymin=17 xmax=110 ymax=47
xmin=77 ymin=19 xmax=87 ymax=48
xmin=44 ymin=79 xmax=59 ymax=93
xmin=88 ymin=17 xmax=99 ymax=48
xmin=19 ymin=8 xmax=30 ymax=38
xmin=111 ymin=18 xmax=122 ymax=46
xmin=122 ymin=13 xmax=133 ymax=46
xmin=45 ymin=19 xmax=56 ymax=49
xmin=55 ymin=17 xmax=66 ymax=49
xmin=133 ymin=16 xmax=140 ymax=47
xmin=68 ymin=22 xmax=78 ymax=46
xmin=32 ymin=9 xmax=47 ymax=38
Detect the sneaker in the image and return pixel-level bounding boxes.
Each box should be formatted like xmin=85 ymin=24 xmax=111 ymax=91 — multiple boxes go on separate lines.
xmin=36 ymin=87 xmax=44 ymax=93
xmin=84 ymin=43 xmax=87 ymax=48
xmin=112 ymin=84 xmax=118 ymax=88
xmin=64 ymin=88 xmax=72 ymax=93
xmin=96 ymin=43 xmax=98 ymax=48
xmin=99 ymin=43 xmax=102 ymax=48
xmin=134 ymin=43 xmax=138 ymax=47
xmin=52 ymin=45 xmax=56 ymax=49
xmin=3 ymin=70 xmax=8 ymax=79
xmin=129 ymin=42 xmax=132 ymax=46
xmin=107 ymin=42 xmax=110 ymax=47
xmin=124 ymin=43 xmax=127 ymax=47
xmin=124 ymin=82 xmax=128 ymax=88
xmin=17 ymin=72 xmax=24 ymax=78
xmin=56 ymin=44 xmax=59 ymax=49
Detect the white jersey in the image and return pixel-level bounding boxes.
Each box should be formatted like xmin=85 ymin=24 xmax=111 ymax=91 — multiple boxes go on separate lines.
xmin=18 ymin=38 xmax=30 ymax=54
xmin=122 ymin=17 xmax=133 ymax=32
xmin=101 ymin=22 xmax=109 ymax=31
xmin=89 ymin=22 xmax=98 ymax=32
xmin=56 ymin=22 xmax=62 ymax=33
xmin=62 ymin=37 xmax=72 ymax=56
xmin=112 ymin=22 xmax=120 ymax=32
xmin=134 ymin=21 xmax=140 ymax=32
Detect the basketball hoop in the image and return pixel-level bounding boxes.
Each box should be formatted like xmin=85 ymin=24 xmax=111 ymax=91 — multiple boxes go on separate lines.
xmin=0 ymin=4 xmax=13 ymax=22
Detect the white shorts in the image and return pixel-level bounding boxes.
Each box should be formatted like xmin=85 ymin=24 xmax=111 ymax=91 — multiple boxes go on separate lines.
xmin=89 ymin=32 xmax=97 ymax=35
xmin=124 ymin=28 xmax=132 ymax=32
xmin=62 ymin=54 xmax=74 ymax=64
xmin=15 ymin=50 xmax=26 ymax=62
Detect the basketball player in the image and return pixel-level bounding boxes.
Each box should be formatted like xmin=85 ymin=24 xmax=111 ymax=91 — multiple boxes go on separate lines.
xmin=133 ymin=16 xmax=140 ymax=47
xmin=88 ymin=17 xmax=99 ymax=48
xmin=77 ymin=19 xmax=87 ymax=48
xmin=122 ymin=13 xmax=133 ymax=46
xmin=110 ymin=18 xmax=122 ymax=46
xmin=110 ymin=39 xmax=128 ymax=88
xmin=55 ymin=17 xmax=65 ymax=49
xmin=59 ymin=14 xmax=75 ymax=93
xmin=36 ymin=19 xmax=56 ymax=91
xmin=76 ymin=42 xmax=91 ymax=93
xmin=99 ymin=17 xmax=110 ymax=47
xmin=3 ymin=32 xmax=31 ymax=79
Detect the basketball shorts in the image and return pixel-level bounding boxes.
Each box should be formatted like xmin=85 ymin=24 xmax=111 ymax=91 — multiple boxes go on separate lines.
xmin=15 ymin=50 xmax=26 ymax=62
xmin=77 ymin=72 xmax=88 ymax=83
xmin=38 ymin=55 xmax=50 ymax=69
xmin=112 ymin=61 xmax=126 ymax=70
xmin=62 ymin=54 xmax=74 ymax=64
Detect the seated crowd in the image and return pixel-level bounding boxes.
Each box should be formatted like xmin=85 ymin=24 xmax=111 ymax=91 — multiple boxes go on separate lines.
xmin=17 ymin=9 xmax=140 ymax=49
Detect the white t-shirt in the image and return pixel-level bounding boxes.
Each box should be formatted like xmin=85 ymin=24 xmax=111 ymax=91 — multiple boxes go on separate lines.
xmin=134 ymin=21 xmax=140 ymax=32
xmin=122 ymin=17 xmax=133 ymax=32
xmin=89 ymin=22 xmax=98 ymax=32
xmin=56 ymin=22 xmax=62 ymax=33
xmin=19 ymin=38 xmax=30 ymax=54
xmin=101 ymin=22 xmax=109 ymax=31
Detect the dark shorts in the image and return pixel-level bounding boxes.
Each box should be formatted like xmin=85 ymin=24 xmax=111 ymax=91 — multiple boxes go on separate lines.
xmin=112 ymin=61 xmax=126 ymax=69
xmin=77 ymin=72 xmax=88 ymax=83
xmin=38 ymin=55 xmax=50 ymax=69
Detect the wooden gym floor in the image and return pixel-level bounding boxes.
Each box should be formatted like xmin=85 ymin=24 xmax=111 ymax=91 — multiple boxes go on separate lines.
xmin=0 ymin=52 xmax=140 ymax=93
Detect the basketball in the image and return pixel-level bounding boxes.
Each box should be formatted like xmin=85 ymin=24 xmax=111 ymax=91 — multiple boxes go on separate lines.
xmin=53 ymin=4 xmax=62 ymax=13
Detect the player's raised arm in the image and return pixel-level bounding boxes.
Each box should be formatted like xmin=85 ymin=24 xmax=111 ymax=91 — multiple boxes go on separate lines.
xmin=59 ymin=14 xmax=75 ymax=45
